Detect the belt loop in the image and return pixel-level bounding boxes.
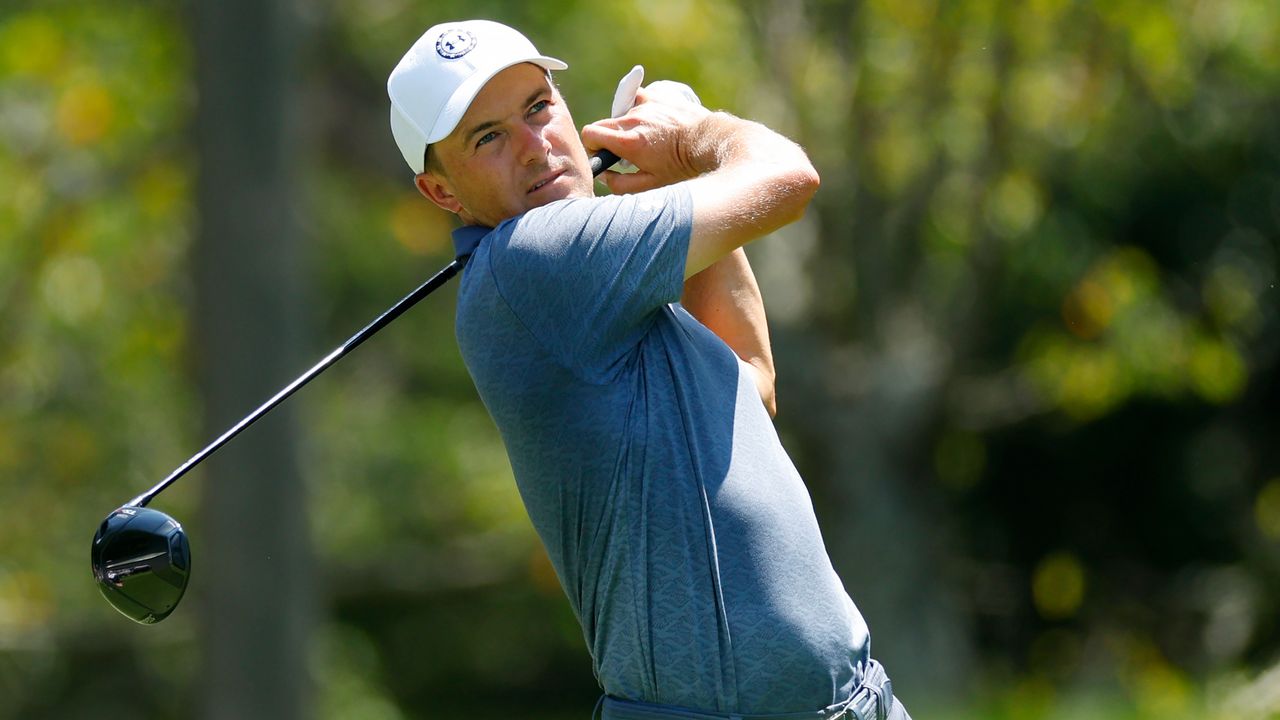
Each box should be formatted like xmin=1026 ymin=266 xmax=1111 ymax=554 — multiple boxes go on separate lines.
xmin=867 ymin=683 xmax=887 ymax=720
xmin=847 ymin=659 xmax=891 ymax=720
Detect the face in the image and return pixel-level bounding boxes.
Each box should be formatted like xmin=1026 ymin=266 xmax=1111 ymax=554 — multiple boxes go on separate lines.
xmin=416 ymin=63 xmax=594 ymax=227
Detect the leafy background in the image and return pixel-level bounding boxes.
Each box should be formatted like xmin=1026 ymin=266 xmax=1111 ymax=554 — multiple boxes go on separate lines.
xmin=0 ymin=0 xmax=1278 ymax=718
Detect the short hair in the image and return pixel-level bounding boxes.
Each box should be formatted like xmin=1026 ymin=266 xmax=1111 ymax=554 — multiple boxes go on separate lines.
xmin=423 ymin=144 xmax=443 ymax=175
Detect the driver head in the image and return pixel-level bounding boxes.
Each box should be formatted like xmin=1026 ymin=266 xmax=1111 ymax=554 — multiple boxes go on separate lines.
xmin=91 ymin=506 xmax=190 ymax=624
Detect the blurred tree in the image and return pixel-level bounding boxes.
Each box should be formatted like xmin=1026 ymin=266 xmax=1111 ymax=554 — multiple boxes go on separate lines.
xmin=739 ymin=0 xmax=976 ymax=703
xmin=192 ymin=0 xmax=313 ymax=718
xmin=732 ymin=1 xmax=1280 ymax=715
xmin=0 ymin=0 xmax=1277 ymax=718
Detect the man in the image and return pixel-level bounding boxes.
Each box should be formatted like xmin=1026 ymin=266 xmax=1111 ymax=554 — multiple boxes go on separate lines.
xmin=388 ymin=19 xmax=910 ymax=720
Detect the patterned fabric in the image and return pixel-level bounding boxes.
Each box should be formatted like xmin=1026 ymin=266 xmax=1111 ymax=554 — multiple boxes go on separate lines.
xmin=597 ymin=660 xmax=905 ymax=720
xmin=452 ymin=187 xmax=870 ymax=714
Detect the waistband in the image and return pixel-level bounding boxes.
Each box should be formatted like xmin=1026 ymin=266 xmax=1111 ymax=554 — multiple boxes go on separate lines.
xmin=596 ymin=659 xmax=894 ymax=720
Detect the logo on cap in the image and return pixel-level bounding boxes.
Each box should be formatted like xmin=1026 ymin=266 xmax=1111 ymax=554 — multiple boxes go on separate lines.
xmin=435 ymin=28 xmax=476 ymax=59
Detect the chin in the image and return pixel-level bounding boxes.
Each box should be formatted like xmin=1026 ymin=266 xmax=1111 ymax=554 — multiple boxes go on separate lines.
xmin=525 ymin=182 xmax=587 ymax=211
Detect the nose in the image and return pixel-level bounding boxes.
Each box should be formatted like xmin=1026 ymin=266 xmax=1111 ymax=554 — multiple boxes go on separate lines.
xmin=514 ymin=121 xmax=550 ymax=166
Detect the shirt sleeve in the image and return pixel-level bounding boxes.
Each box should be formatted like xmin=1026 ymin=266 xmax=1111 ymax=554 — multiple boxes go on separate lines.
xmin=486 ymin=186 xmax=693 ymax=381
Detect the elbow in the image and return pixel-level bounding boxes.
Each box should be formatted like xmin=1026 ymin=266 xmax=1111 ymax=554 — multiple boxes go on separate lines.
xmin=798 ymin=161 xmax=820 ymax=206
xmin=749 ymin=362 xmax=778 ymax=418
xmin=780 ymin=162 xmax=820 ymax=223
xmin=799 ymin=161 xmax=821 ymax=199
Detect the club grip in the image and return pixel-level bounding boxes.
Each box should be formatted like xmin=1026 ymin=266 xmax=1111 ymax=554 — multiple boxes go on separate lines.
xmin=590 ymin=150 xmax=621 ymax=177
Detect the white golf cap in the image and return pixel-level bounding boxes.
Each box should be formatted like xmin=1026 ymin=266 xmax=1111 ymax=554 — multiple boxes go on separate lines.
xmin=388 ymin=20 xmax=568 ymax=174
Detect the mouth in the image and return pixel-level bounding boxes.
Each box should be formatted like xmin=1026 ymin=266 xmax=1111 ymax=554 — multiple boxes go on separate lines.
xmin=527 ymin=169 xmax=565 ymax=195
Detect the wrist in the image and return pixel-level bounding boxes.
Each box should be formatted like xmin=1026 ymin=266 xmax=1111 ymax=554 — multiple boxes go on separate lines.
xmin=685 ymin=111 xmax=739 ymax=176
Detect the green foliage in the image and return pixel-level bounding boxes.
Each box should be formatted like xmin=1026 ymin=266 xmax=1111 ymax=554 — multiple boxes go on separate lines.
xmin=0 ymin=0 xmax=194 ymax=625
xmin=1 ymin=0 xmax=1278 ymax=717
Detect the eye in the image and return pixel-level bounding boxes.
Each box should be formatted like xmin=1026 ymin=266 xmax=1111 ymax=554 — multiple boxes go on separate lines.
xmin=528 ymin=99 xmax=550 ymax=116
xmin=475 ymin=131 xmax=499 ymax=149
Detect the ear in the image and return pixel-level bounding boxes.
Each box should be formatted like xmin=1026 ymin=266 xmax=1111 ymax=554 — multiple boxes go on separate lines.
xmin=415 ymin=172 xmax=463 ymax=215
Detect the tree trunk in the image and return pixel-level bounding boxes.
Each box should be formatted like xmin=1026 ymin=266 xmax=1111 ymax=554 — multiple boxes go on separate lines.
xmin=192 ymin=1 xmax=312 ymax=718
xmin=741 ymin=1 xmax=973 ymax=709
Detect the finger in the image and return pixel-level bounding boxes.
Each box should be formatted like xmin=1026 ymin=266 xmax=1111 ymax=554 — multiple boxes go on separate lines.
xmin=601 ymin=170 xmax=660 ymax=195
xmin=597 ymin=170 xmax=622 ymax=191
xmin=581 ymin=122 xmax=640 ymax=156
xmin=583 ymin=116 xmax=643 ymax=138
xmin=581 ymin=120 xmax=623 ymax=147
xmin=584 ymin=116 xmax=625 ymax=132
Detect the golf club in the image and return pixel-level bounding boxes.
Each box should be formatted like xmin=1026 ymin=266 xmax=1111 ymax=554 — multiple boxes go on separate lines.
xmin=92 ymin=150 xmax=623 ymax=624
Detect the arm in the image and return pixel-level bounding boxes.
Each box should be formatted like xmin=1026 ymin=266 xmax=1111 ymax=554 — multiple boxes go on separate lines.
xmin=582 ymin=87 xmax=811 ymax=414
xmin=681 ymin=248 xmax=777 ymax=416
xmin=581 ymin=91 xmax=819 ymax=277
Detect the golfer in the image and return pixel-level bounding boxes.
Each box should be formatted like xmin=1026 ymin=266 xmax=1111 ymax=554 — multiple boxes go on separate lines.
xmin=388 ymin=20 xmax=910 ymax=720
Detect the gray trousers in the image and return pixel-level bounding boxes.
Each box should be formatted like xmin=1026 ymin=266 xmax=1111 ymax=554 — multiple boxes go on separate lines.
xmin=598 ymin=659 xmax=911 ymax=720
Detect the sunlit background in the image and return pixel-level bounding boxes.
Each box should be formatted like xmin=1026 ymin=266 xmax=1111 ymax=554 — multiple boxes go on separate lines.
xmin=1 ymin=0 xmax=1278 ymax=718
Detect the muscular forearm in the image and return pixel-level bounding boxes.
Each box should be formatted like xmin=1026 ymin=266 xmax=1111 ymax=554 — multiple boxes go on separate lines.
xmin=582 ymin=90 xmax=818 ymax=267
xmin=686 ymin=111 xmax=812 ymax=179
xmin=680 ymin=113 xmax=818 ymax=277
xmin=682 ymin=247 xmax=777 ymax=416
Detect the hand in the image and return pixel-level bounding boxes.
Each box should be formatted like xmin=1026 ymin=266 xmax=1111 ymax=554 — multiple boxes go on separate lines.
xmin=581 ymin=85 xmax=713 ymax=195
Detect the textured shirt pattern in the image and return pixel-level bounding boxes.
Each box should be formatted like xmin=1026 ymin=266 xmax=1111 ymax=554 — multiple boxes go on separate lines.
xmin=452 ymin=187 xmax=870 ymax=714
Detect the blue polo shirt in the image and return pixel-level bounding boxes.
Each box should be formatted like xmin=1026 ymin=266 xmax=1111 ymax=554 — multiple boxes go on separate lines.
xmin=452 ymin=187 xmax=870 ymax=715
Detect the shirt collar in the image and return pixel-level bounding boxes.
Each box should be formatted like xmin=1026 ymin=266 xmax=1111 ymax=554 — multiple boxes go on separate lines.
xmin=451 ymin=224 xmax=490 ymax=262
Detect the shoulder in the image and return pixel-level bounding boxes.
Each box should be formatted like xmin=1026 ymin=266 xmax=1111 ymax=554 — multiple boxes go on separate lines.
xmin=497 ymin=187 xmax=693 ymax=250
xmin=482 ymin=187 xmax=694 ymax=296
